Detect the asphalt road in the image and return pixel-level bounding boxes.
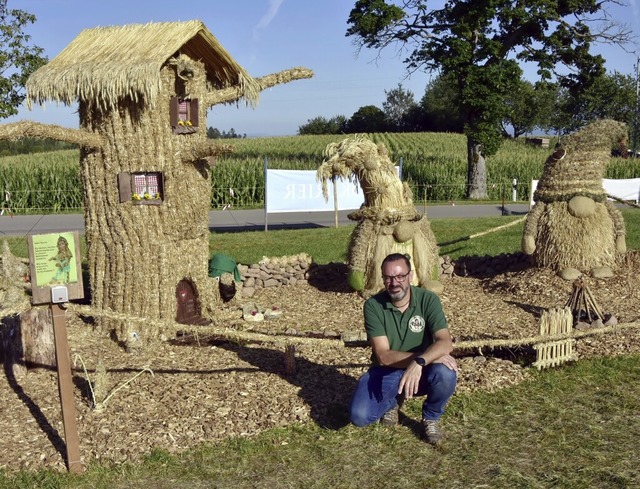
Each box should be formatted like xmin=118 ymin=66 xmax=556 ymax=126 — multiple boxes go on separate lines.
xmin=0 ymin=203 xmax=531 ymax=237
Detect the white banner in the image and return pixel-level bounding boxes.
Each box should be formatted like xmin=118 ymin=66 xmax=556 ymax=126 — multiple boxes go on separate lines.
xmin=530 ymin=178 xmax=640 ymax=207
xmin=265 ymin=169 xmax=364 ymax=213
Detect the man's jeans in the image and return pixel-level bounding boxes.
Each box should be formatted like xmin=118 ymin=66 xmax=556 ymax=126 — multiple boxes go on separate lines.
xmin=349 ymin=363 xmax=457 ymax=427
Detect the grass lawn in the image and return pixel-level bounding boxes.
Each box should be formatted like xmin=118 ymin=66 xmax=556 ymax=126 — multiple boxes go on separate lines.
xmin=2 ymin=355 xmax=638 ymax=488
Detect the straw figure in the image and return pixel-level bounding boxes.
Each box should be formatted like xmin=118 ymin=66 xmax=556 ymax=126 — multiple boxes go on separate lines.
xmin=0 ymin=21 xmax=312 ymax=349
xmin=317 ymin=135 xmax=441 ymax=297
xmin=522 ymin=119 xmax=628 ymax=280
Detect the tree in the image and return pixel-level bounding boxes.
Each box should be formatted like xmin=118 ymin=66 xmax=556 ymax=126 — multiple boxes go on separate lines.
xmin=207 ymin=126 xmax=222 ymax=138
xmin=345 ymin=105 xmax=388 ymax=133
xmin=298 ymin=115 xmax=347 ymax=135
xmin=420 ymin=73 xmax=464 ymax=133
xmin=502 ymin=80 xmax=557 ymax=138
xmin=347 ymin=0 xmax=632 ymax=198
xmin=553 ymin=71 xmax=637 ymax=135
xmin=382 ymin=83 xmax=417 ymax=131
xmin=0 ymin=1 xmax=47 ymax=118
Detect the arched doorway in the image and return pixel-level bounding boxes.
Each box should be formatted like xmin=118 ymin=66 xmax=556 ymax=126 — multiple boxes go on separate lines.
xmin=175 ymin=279 xmax=210 ymax=325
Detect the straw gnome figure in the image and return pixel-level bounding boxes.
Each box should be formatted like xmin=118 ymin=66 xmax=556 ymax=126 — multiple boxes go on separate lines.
xmin=317 ymin=135 xmax=441 ymax=297
xmin=522 ymin=119 xmax=628 ymax=279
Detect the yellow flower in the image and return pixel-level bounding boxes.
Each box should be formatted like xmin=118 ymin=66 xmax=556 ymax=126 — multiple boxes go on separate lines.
xmin=143 ymin=192 xmax=152 ymax=200
xmin=178 ymin=120 xmax=185 ymax=126
xmin=185 ymin=120 xmax=192 ymax=126
xmin=132 ymin=194 xmax=142 ymax=201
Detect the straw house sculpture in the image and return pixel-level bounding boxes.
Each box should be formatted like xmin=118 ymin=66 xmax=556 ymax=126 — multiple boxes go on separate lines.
xmin=0 ymin=20 xmax=312 ymax=348
xmin=522 ymin=119 xmax=628 ymax=280
xmin=317 ymin=135 xmax=441 ymax=297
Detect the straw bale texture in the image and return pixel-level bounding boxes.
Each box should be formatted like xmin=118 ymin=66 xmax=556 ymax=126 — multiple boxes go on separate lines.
xmin=317 ymin=136 xmax=439 ymax=296
xmin=522 ymin=119 xmax=628 ymax=276
xmin=0 ymin=121 xmax=105 ymax=149
xmin=4 ymin=20 xmax=313 ymax=348
xmin=26 ymin=20 xmax=261 ymax=110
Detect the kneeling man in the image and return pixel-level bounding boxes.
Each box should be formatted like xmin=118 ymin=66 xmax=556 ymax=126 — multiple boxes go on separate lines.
xmin=349 ymin=253 xmax=458 ymax=444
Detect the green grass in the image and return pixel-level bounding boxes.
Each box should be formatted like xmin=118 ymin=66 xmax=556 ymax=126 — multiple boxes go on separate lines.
xmin=207 ymin=208 xmax=640 ymax=265
xmin=1 ymin=355 xmax=637 ymax=488
xmin=6 ymin=208 xmax=640 ymax=264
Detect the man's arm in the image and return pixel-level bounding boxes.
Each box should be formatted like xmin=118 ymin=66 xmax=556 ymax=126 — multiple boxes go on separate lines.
xmin=370 ymin=335 xmax=416 ymax=368
xmin=398 ymin=328 xmax=457 ymax=398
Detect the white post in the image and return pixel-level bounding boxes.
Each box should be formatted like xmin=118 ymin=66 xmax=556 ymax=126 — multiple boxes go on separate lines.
xmin=512 ymin=178 xmax=517 ymax=202
xmin=264 ymin=157 xmax=268 ymax=231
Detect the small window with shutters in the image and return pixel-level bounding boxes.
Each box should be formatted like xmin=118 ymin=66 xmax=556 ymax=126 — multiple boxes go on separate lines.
xmin=170 ymin=97 xmax=199 ymax=134
xmin=118 ymin=172 xmax=164 ymax=205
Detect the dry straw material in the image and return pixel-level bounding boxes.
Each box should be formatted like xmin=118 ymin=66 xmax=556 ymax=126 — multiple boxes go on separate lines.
xmin=523 ymin=119 xmax=628 ymax=276
xmin=26 ymin=20 xmax=261 ymax=111
xmin=1 ymin=18 xmax=313 ymax=350
xmin=317 ymin=135 xmax=440 ymax=296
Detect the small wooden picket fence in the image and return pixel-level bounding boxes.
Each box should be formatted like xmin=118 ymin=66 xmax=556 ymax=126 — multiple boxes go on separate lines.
xmin=532 ymin=307 xmax=576 ymax=369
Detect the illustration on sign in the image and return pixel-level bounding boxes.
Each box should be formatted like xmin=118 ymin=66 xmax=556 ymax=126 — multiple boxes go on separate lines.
xmin=32 ymin=232 xmax=78 ymax=287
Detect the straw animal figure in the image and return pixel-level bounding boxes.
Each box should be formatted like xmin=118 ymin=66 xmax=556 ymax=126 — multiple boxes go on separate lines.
xmin=522 ymin=119 xmax=628 ymax=279
xmin=317 ymin=135 xmax=441 ymax=297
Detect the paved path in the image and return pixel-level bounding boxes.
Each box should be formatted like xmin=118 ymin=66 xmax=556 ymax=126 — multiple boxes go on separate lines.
xmin=0 ymin=203 xmax=531 ymax=237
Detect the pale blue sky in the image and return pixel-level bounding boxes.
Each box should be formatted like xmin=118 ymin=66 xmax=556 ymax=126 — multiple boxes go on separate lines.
xmin=6 ymin=0 xmax=640 ymax=137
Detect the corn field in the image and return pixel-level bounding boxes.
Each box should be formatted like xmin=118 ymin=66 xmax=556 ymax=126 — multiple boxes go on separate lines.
xmin=2 ymin=133 xmax=639 ymax=213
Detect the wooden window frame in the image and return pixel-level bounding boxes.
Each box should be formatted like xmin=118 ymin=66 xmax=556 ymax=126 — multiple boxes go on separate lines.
xmin=118 ymin=172 xmax=164 ymax=205
xmin=170 ymin=97 xmax=199 ymax=134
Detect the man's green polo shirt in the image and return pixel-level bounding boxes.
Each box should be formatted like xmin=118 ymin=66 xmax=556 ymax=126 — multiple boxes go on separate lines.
xmin=364 ymin=285 xmax=448 ymax=365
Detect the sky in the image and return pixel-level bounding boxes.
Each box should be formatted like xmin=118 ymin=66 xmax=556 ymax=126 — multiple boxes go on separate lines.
xmin=5 ymin=0 xmax=640 ymax=137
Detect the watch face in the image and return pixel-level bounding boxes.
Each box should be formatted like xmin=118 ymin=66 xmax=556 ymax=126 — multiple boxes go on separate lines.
xmin=416 ymin=357 xmax=426 ymax=366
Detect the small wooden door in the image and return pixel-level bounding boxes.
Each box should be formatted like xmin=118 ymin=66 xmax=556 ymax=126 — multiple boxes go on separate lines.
xmin=176 ymin=279 xmax=209 ymax=325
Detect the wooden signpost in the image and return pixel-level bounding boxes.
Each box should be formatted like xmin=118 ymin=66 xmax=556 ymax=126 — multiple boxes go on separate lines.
xmin=27 ymin=231 xmax=84 ymax=473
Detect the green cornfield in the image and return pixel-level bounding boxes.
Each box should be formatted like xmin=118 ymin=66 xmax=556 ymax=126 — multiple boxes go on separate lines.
xmin=2 ymin=133 xmax=640 ymax=213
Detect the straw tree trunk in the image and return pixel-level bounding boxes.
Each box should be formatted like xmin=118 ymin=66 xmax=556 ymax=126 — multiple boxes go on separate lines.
xmin=79 ymin=62 xmax=216 ymax=349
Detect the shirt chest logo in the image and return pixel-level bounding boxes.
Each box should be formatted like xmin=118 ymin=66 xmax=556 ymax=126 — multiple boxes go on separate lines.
xmin=408 ymin=315 xmax=425 ymax=333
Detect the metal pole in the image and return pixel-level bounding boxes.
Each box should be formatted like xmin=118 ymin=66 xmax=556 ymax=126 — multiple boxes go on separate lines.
xmin=633 ymin=57 xmax=639 ymax=157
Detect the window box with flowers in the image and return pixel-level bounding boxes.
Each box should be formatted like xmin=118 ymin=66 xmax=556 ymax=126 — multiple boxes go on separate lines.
xmin=170 ymin=97 xmax=199 ymax=135
xmin=118 ymin=172 xmax=164 ymax=205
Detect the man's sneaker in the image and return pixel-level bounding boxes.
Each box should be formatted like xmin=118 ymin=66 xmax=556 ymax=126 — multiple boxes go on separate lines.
xmin=380 ymin=406 xmax=399 ymax=426
xmin=422 ymin=419 xmax=443 ymax=445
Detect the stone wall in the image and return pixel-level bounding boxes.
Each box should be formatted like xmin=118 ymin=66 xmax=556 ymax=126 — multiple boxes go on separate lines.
xmin=238 ymin=253 xmax=312 ymax=298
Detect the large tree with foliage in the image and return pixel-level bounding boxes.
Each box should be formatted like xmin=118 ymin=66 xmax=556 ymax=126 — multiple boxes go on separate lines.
xmin=420 ymin=72 xmax=464 ymax=133
xmin=0 ymin=1 xmax=47 ymax=118
xmin=502 ymin=79 xmax=558 ymax=138
xmin=550 ymin=71 xmax=638 ymax=135
xmin=346 ymin=0 xmax=632 ymax=198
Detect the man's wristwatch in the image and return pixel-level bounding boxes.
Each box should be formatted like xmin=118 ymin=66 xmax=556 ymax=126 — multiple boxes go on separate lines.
xmin=415 ymin=357 xmax=426 ymax=367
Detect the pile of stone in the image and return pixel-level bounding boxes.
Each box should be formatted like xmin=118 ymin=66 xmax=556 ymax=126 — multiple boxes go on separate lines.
xmin=238 ymin=253 xmax=312 ymax=298
xmin=447 ymin=252 xmax=531 ymax=278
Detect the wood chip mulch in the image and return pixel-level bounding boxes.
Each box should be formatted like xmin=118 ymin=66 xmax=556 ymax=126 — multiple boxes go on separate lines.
xmin=2 ymin=257 xmax=640 ymax=472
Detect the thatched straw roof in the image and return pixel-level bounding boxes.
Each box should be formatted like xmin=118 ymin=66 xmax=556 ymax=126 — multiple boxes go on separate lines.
xmin=26 ymin=20 xmax=261 ymax=110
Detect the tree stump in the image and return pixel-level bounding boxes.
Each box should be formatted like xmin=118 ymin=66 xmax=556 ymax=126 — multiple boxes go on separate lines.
xmin=1 ymin=306 xmax=56 ymax=378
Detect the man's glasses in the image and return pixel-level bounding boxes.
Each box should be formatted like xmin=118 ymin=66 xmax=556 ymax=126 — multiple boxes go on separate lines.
xmin=382 ymin=271 xmax=410 ymax=284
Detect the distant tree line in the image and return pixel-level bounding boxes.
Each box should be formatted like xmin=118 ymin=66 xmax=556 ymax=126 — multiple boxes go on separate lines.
xmin=0 ymin=138 xmax=76 ymax=157
xmin=207 ymin=127 xmax=246 ymax=139
xmin=298 ymin=72 xmax=638 ymax=140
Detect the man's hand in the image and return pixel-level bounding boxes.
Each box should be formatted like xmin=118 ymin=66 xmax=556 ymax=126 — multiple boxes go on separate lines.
xmin=432 ymin=354 xmax=458 ymax=372
xmin=398 ymin=361 xmax=423 ymax=398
